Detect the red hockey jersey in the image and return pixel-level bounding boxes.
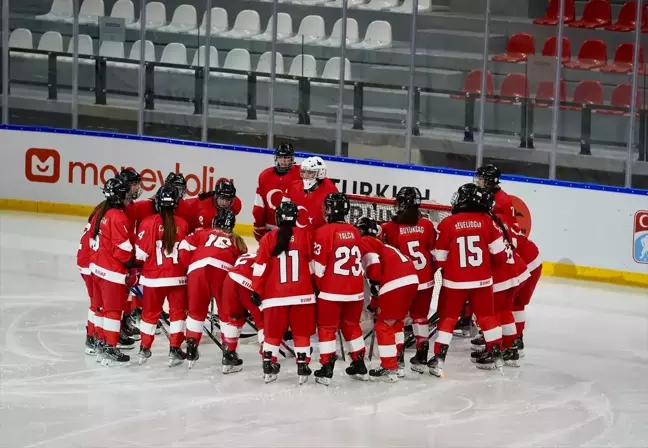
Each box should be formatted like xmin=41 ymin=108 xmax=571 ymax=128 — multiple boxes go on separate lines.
xmin=381 ymin=216 xmax=437 ymax=290
xmin=252 ymin=227 xmax=315 ymax=309
xmin=432 ymin=212 xmax=507 ymax=290
xmin=282 ymin=178 xmax=338 ymax=232
xmin=491 ymin=216 xmax=530 ymax=292
xmin=179 ymin=229 xmax=247 ymax=275
xmin=360 ymin=236 xmax=419 ymax=295
xmin=135 ymin=214 xmax=189 ymax=287
xmin=493 ymin=189 xmax=517 ymax=227
xmin=124 ymin=200 xmax=155 ymax=225
xmin=253 ymin=166 xmax=301 ymax=229
xmin=511 ymin=223 xmax=541 ymax=272
xmin=89 ymin=208 xmax=134 ymax=284
xmin=228 ymin=252 xmax=256 ymax=291
xmin=189 ymin=196 xmax=243 ymax=231
xmin=77 ymin=221 xmax=93 ymax=275
xmin=311 ymin=223 xmax=365 ymax=302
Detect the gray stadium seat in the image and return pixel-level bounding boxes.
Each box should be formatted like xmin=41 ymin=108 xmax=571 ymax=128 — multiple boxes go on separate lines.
xmin=65 ymin=0 xmax=105 ymax=25
xmin=215 ymin=48 xmax=251 ymax=79
xmin=189 ymin=7 xmax=229 ymax=36
xmin=9 ymin=29 xmax=33 ymax=56
xmin=61 ymin=34 xmax=94 ymax=64
xmin=390 ymin=0 xmax=431 ymax=12
xmin=256 ymin=51 xmax=285 ymax=80
xmin=251 ymin=13 xmax=293 ymax=41
xmin=157 ymin=43 xmax=188 ymax=72
xmin=191 ymin=45 xmax=219 ymax=70
xmin=325 ymin=0 xmax=364 ymax=7
xmin=110 ymin=0 xmax=135 ymax=24
xmin=321 ymin=57 xmax=351 ymax=80
xmin=29 ymin=31 xmax=64 ymax=60
xmin=349 ymin=20 xmax=392 ymax=49
xmin=160 ymin=5 xmax=198 ymax=33
xmin=126 ymin=2 xmax=166 ymax=30
xmin=220 ymin=10 xmax=261 ymax=38
xmin=316 ymin=18 xmax=359 ymax=47
xmin=355 ymin=0 xmax=398 ymax=10
xmin=283 ymin=15 xmax=325 ymax=44
xmin=36 ymin=0 xmax=73 ymax=21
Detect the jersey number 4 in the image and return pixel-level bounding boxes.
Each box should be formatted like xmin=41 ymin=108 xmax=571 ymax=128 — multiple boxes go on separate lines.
xmin=456 ymin=235 xmax=483 ymax=268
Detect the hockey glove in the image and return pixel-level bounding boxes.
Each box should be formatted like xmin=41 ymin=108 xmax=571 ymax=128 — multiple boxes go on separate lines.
xmin=125 ymin=268 xmax=141 ymax=288
xmin=369 ymin=281 xmax=380 ymax=298
xmin=253 ymin=225 xmax=268 ymax=242
xmin=251 ymin=292 xmax=262 ymax=307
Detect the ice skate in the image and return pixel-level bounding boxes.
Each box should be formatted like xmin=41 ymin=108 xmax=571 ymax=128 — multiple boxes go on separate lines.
xmin=138 ymin=346 xmax=152 ymax=365
xmin=410 ymin=341 xmax=429 ymax=374
xmin=85 ymin=335 xmax=96 ymax=355
xmin=502 ymin=347 xmax=520 ymax=367
xmin=470 ymin=347 xmax=485 ymax=363
xmin=453 ymin=316 xmax=472 ymax=338
xmin=345 ymin=354 xmax=368 ymax=381
xmin=296 ymin=353 xmax=311 ymax=385
xmin=222 ymin=349 xmax=243 ymax=374
xmin=475 ymin=345 xmax=504 ymax=372
xmin=428 ymin=344 xmax=448 ymax=378
xmin=471 ymin=334 xmax=485 ymax=351
xmin=122 ymin=314 xmax=140 ymax=341
xmin=397 ymin=349 xmax=405 ymax=378
xmin=263 ymin=351 xmax=280 ymax=383
xmin=314 ymin=354 xmax=337 ymax=386
xmin=101 ymin=345 xmax=130 ymax=366
xmin=169 ymin=347 xmax=186 ymax=367
xmin=186 ymin=338 xmax=199 ymax=369
xmin=95 ymin=340 xmax=105 ymax=363
xmin=117 ymin=334 xmax=136 ymax=350
xmin=369 ymin=366 xmax=399 ymax=383
xmin=512 ymin=335 xmax=525 ymax=358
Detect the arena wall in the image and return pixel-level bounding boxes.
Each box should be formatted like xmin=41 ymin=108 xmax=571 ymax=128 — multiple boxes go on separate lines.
xmin=0 ymin=125 xmax=646 ymax=287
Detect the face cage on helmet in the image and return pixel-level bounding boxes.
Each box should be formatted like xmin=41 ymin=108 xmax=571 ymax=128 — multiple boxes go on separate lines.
xmin=275 ymin=155 xmax=294 ymax=172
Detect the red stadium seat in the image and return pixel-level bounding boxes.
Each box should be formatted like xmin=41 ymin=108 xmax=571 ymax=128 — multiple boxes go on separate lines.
xmin=534 ymin=79 xmax=567 ymax=108
xmin=542 ymin=36 xmax=572 ymax=62
xmin=563 ymin=80 xmax=603 ymax=111
xmin=605 ymin=1 xmax=647 ymax=32
xmin=600 ymin=42 xmax=645 ymax=72
xmin=569 ymin=0 xmax=612 ymax=28
xmin=492 ymin=33 xmax=535 ymax=63
xmin=533 ymin=0 xmax=575 ymax=25
xmin=600 ymin=83 xmax=642 ymax=115
xmin=563 ymin=40 xmax=607 ymax=70
xmin=452 ymin=69 xmax=494 ymax=99
xmin=494 ymin=73 xmax=529 ymax=103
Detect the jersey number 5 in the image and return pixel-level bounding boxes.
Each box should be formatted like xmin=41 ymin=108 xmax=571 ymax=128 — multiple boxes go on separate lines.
xmin=406 ymin=241 xmax=427 ymax=270
xmin=333 ymin=246 xmax=362 ymax=276
xmin=456 ymin=235 xmax=483 ymax=268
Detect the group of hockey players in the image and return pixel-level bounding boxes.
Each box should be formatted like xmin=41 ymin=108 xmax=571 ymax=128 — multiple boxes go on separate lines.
xmin=77 ymin=141 xmax=541 ymax=384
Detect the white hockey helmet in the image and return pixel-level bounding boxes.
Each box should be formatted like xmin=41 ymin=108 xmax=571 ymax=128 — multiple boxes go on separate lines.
xmin=300 ymin=156 xmax=327 ymax=190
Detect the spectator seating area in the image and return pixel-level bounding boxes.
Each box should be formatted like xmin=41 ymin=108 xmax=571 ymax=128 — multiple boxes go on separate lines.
xmin=5 ymin=0 xmax=648 ymax=159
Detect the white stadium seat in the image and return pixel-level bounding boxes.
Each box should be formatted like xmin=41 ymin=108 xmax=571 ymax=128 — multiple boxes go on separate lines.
xmin=157 ymin=42 xmax=188 ymax=72
xmin=63 ymin=34 xmax=94 ymax=64
xmin=354 ymin=0 xmax=398 ymax=10
xmin=317 ymin=18 xmax=359 ymax=47
xmin=293 ymin=0 xmax=331 ymax=5
xmin=390 ymin=0 xmax=431 ymax=13
xmin=216 ymin=48 xmax=251 ymax=78
xmin=21 ymin=31 xmax=62 ymax=60
xmin=126 ymin=2 xmax=166 ymax=30
xmin=115 ymin=39 xmax=156 ymax=68
xmin=349 ymin=20 xmax=392 ymax=49
xmin=189 ymin=7 xmax=229 ymax=36
xmin=325 ymin=0 xmax=364 ymax=7
xmin=256 ymin=51 xmax=285 ymax=79
xmin=283 ymin=15 xmax=325 ymax=44
xmin=220 ymin=10 xmax=260 ymax=38
xmin=160 ymin=5 xmax=197 ymax=33
xmin=9 ymin=28 xmax=33 ymax=57
xmin=99 ymin=41 xmax=124 ymax=58
xmin=110 ymin=0 xmax=135 ymax=24
xmin=285 ymin=54 xmax=318 ymax=80
xmin=36 ymin=0 xmax=73 ymax=21
xmin=65 ymin=0 xmax=105 ymax=25
xmin=321 ymin=57 xmax=351 ymax=80
xmin=191 ymin=45 xmax=219 ymax=70
xmin=251 ymin=13 xmax=293 ymax=41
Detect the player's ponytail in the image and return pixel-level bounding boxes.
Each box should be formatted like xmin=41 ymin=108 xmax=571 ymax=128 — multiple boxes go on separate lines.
xmin=489 ymin=212 xmax=513 ymax=247
xmin=231 ymin=232 xmax=248 ymax=254
xmin=394 ymin=207 xmax=420 ymax=225
xmin=92 ymin=201 xmax=112 ymax=239
xmin=272 ymin=223 xmax=293 ymax=257
xmin=88 ymin=200 xmax=106 ymax=223
xmin=161 ymin=208 xmax=177 ymax=255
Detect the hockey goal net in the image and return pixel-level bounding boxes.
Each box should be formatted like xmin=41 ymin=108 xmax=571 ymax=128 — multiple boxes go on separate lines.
xmin=347 ymin=194 xmax=452 ymax=226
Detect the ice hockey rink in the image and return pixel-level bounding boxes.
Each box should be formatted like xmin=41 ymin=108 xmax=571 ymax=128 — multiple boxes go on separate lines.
xmin=1 ymin=211 xmax=647 ymax=448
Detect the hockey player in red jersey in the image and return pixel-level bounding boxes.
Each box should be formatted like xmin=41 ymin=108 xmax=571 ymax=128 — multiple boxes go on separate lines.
xmin=135 ymin=186 xmax=189 ymax=367
xmin=179 ymin=209 xmax=247 ymax=368
xmin=252 ymin=201 xmax=316 ymax=384
xmin=510 ymin=222 xmax=541 ymax=358
xmin=219 ymin=252 xmax=264 ymax=372
xmin=283 ymin=156 xmax=338 ymax=232
xmin=89 ymin=176 xmax=136 ymax=366
xmin=357 ymin=217 xmax=419 ymax=382
xmin=310 ymin=193 xmax=367 ymax=385
xmin=190 ymin=179 xmax=243 ymax=231
xmin=165 ymin=172 xmax=199 ymax=224
xmin=253 ymin=142 xmax=301 ymax=241
xmin=475 ymin=164 xmax=517 ymax=226
xmin=428 ymin=184 xmax=508 ymax=377
xmin=381 ymin=187 xmax=437 ymax=373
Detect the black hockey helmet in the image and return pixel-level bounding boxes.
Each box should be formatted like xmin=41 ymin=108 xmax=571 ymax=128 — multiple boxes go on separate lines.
xmin=212 ymin=208 xmax=236 ymax=232
xmin=324 ymin=192 xmax=350 ymax=222
xmin=215 ymin=180 xmax=236 ymax=200
xmin=102 ymin=176 xmax=130 ymax=207
xmin=275 ymin=142 xmax=295 ymax=174
xmin=275 ymin=201 xmax=298 ymax=227
xmin=355 ymin=216 xmax=379 ymax=237
xmin=396 ymin=186 xmax=422 ymax=213
xmin=165 ymin=172 xmax=187 ymax=198
xmin=154 ymin=185 xmax=180 ymax=211
xmin=451 ymin=183 xmax=488 ymax=214
xmin=474 ymin=164 xmax=502 ymax=189
xmin=118 ymin=168 xmax=142 ymax=200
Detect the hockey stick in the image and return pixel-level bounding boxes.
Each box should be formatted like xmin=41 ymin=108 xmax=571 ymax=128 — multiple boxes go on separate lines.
xmin=368 ymin=321 xmax=376 ymax=361
xmin=337 ymin=330 xmax=346 ymax=361
xmin=241 ymin=316 xmax=294 ymax=358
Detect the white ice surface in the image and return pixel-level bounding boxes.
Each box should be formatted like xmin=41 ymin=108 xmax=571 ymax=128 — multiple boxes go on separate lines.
xmin=1 ymin=211 xmax=647 ymax=448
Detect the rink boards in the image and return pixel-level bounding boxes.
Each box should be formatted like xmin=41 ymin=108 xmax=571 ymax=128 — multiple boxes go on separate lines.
xmin=0 ymin=125 xmax=646 ymax=288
